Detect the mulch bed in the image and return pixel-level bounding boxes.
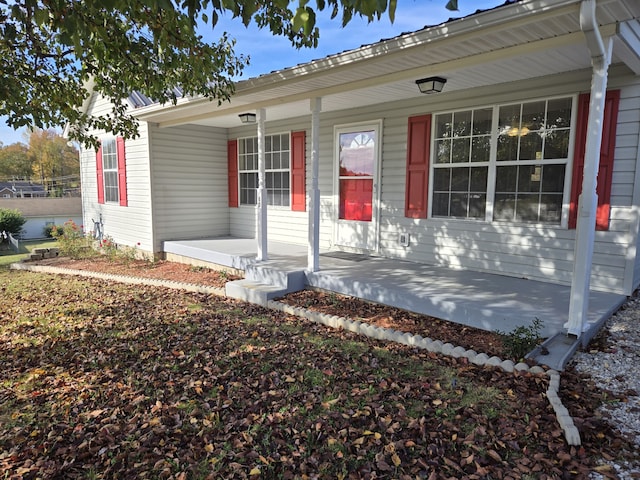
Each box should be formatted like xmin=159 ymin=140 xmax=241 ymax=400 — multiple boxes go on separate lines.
xmin=278 ymin=290 xmax=509 ymax=359
xmin=28 ymin=256 xmax=239 ymax=289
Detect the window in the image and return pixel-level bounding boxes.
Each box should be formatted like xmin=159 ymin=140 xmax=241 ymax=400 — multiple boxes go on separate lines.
xmin=96 ymin=136 xmax=127 ymax=206
xmin=431 ymin=96 xmax=573 ymax=224
xmin=238 ymin=133 xmax=290 ymax=206
xmin=102 ymin=138 xmax=119 ymax=203
xmin=432 ymin=108 xmax=491 ymax=219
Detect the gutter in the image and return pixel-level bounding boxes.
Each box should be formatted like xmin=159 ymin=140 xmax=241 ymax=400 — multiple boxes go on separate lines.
xmin=565 ymin=0 xmax=613 ymax=338
xmin=133 ymin=0 xmax=587 ymax=120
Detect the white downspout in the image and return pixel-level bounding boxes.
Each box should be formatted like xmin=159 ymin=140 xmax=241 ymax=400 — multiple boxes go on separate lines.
xmin=565 ymin=0 xmax=613 ymax=337
xmin=256 ymin=108 xmax=268 ymax=261
xmin=308 ymin=97 xmax=322 ymax=272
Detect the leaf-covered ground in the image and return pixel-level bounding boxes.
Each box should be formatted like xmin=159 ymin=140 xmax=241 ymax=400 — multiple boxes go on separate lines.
xmin=0 ymin=270 xmax=636 ymax=479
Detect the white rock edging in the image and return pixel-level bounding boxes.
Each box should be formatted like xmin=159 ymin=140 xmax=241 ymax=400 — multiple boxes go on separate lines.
xmin=267 ymin=299 xmax=581 ymax=446
xmin=10 ymin=263 xmax=580 ymax=447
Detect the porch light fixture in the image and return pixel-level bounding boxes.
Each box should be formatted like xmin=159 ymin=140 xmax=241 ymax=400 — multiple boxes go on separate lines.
xmin=415 ymin=76 xmax=447 ymax=94
xmin=238 ymin=112 xmax=256 ymax=124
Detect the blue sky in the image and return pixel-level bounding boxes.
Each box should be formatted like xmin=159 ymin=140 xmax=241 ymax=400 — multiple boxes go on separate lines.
xmin=0 ymin=0 xmax=503 ymax=146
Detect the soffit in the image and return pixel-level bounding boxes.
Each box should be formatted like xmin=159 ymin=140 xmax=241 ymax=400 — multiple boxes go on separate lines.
xmin=135 ymin=0 xmax=640 ymax=129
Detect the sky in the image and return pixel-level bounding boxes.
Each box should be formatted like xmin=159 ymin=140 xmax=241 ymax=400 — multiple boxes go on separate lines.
xmin=0 ymin=0 xmax=504 ymax=146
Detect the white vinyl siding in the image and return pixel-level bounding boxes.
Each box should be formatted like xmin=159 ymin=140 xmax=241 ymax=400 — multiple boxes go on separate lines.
xmin=149 ymin=124 xmax=230 ymax=251
xmin=79 ymin=67 xmax=640 ymax=295
xmin=333 ymin=70 xmax=639 ymax=295
xmin=80 ymin=93 xmax=153 ymax=254
xmin=229 ymin=121 xmax=309 ymax=244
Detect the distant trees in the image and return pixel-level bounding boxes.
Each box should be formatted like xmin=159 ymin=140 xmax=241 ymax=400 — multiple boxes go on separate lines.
xmin=27 ymin=130 xmax=79 ymax=196
xmin=0 ymin=129 xmax=79 ymax=196
xmin=0 ymin=143 xmax=31 ymax=179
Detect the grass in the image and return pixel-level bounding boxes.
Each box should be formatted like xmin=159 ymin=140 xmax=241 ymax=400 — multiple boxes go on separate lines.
xmin=0 ymin=268 xmax=632 ymax=478
xmin=0 ymin=238 xmax=58 ymax=269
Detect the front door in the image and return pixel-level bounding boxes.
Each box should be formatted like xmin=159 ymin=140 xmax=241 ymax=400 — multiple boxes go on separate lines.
xmin=334 ymin=122 xmax=381 ymax=251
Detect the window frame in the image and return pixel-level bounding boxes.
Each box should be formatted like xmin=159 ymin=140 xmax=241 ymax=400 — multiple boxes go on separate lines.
xmin=237 ymin=131 xmax=292 ymax=208
xmin=101 ymin=137 xmax=120 ymax=204
xmin=428 ymin=94 xmax=577 ymax=227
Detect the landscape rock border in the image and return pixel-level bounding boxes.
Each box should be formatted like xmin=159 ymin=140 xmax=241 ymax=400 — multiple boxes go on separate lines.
xmin=10 ymin=262 xmax=581 ymax=446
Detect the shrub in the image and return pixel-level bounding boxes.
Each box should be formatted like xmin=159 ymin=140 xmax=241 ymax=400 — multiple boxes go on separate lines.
xmin=51 ymin=220 xmax=94 ymax=259
xmin=496 ymin=318 xmax=544 ymax=361
xmin=0 ymin=208 xmax=26 ymax=236
xmin=98 ymin=236 xmax=119 ymax=262
xmin=43 ymin=224 xmax=63 ymax=238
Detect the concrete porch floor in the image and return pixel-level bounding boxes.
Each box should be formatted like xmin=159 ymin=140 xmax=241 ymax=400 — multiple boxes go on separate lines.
xmin=164 ymin=237 xmax=626 ymax=367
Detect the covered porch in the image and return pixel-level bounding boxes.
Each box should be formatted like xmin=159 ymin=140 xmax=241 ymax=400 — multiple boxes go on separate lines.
xmin=164 ymin=237 xmax=626 ymax=369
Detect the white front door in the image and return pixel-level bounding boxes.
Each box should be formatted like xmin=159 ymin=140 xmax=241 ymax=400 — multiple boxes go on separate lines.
xmin=334 ymin=122 xmax=381 ymax=252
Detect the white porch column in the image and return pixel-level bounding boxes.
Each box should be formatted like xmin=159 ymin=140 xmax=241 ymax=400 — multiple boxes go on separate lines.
xmin=256 ymin=108 xmax=268 ymax=261
xmin=565 ymin=0 xmax=612 ymax=337
xmin=308 ymin=98 xmax=322 ymax=272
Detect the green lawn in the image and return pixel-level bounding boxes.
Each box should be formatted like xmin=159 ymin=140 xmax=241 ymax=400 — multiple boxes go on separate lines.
xmin=0 ymin=238 xmax=58 ymax=269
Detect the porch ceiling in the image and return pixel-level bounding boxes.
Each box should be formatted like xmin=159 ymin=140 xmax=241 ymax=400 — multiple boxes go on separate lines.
xmin=134 ymin=0 xmax=640 ymax=129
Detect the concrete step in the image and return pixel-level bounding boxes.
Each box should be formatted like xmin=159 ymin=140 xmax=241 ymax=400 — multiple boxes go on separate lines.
xmin=225 ymin=279 xmax=292 ymax=306
xmin=245 ymin=263 xmax=306 ymax=291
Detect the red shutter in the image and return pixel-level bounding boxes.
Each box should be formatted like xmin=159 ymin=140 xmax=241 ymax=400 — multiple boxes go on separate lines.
xmin=291 ymin=130 xmax=306 ymax=212
xmin=569 ymin=90 xmax=620 ymax=230
xmin=116 ymin=137 xmax=128 ymax=206
xmin=405 ymin=114 xmax=432 ymax=218
xmin=96 ymin=143 xmax=105 ymax=204
xmin=228 ymin=139 xmax=238 ymax=208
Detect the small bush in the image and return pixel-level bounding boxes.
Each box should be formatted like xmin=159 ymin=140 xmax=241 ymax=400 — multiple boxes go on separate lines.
xmin=99 ymin=236 xmax=119 ymax=262
xmin=0 ymin=208 xmax=26 ymax=236
xmin=43 ymin=224 xmax=63 ymax=238
xmin=51 ymin=220 xmax=94 ymax=259
xmin=98 ymin=238 xmax=142 ymax=265
xmin=496 ymin=318 xmax=544 ymax=361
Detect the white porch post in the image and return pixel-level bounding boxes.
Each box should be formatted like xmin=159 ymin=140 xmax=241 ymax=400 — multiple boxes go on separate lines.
xmin=308 ymin=97 xmax=322 ymax=272
xmin=565 ymin=0 xmax=612 ymax=337
xmin=256 ymin=108 xmax=268 ymax=261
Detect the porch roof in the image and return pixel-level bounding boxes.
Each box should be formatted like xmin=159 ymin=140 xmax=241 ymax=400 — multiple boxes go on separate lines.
xmin=134 ymin=0 xmax=640 ymax=129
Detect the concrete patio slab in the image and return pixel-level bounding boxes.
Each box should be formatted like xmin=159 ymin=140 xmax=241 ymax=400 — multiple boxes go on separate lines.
xmin=162 ymin=237 xmax=626 ymax=367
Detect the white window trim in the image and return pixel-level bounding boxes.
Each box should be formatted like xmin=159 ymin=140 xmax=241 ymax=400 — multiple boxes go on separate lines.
xmin=428 ymin=94 xmax=577 ymax=228
xmin=101 ymin=136 xmax=119 ymax=204
xmin=237 ymin=131 xmax=292 ymax=209
xmin=332 ymin=120 xmax=384 ymax=252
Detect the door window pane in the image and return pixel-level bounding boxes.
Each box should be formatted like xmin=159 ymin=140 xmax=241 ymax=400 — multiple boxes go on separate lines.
xmin=339 ymin=131 xmax=376 ymax=176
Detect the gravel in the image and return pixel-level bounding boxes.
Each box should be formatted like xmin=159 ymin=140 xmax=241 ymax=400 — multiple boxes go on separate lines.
xmin=571 ymin=294 xmax=640 ymax=479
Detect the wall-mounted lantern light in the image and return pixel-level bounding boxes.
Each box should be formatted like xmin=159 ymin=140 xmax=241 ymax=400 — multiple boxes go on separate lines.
xmin=238 ymin=112 xmax=256 ymax=123
xmin=415 ymin=76 xmax=447 ymax=94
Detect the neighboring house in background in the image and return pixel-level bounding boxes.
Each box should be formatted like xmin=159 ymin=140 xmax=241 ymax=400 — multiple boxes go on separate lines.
xmin=75 ymin=0 xmax=640 ymax=339
xmin=0 ymin=197 xmax=82 ymax=239
xmin=0 ymin=181 xmax=46 ymax=199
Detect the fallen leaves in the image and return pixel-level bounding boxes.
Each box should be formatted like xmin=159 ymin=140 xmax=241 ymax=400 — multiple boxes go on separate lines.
xmin=0 ymin=270 xmax=638 ymax=479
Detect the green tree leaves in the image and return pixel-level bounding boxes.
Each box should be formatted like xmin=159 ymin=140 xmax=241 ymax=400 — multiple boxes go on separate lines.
xmin=0 ymin=144 xmax=32 ymax=179
xmin=1 ymin=0 xmax=460 ymax=148
xmin=0 ymin=208 xmax=27 ymax=235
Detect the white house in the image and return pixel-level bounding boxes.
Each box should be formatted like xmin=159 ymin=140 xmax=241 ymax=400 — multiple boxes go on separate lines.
xmin=76 ymin=0 xmax=640 ymax=357
xmin=0 ymin=197 xmax=82 ymax=239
